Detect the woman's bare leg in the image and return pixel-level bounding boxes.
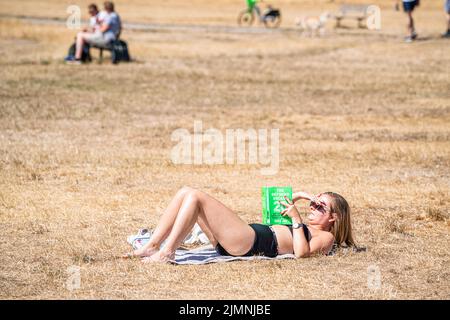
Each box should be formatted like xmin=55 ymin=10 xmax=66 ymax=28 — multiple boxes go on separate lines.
xmin=75 ymin=32 xmax=87 ymax=60
xmin=131 ymin=186 xmax=193 ymax=257
xmin=145 ymin=188 xmax=255 ymax=262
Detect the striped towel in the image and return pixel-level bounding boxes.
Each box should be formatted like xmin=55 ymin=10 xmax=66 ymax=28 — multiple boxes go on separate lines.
xmin=172 ymin=245 xmax=296 ymax=265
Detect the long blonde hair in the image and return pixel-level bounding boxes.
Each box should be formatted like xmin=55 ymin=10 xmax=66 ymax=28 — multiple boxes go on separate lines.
xmin=324 ymin=192 xmax=355 ymax=247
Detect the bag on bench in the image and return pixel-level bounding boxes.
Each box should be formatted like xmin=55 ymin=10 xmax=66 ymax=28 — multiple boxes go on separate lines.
xmin=110 ymin=39 xmax=131 ymax=64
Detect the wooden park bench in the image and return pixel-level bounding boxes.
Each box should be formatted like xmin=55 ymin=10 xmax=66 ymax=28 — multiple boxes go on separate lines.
xmin=333 ymin=4 xmax=369 ymax=29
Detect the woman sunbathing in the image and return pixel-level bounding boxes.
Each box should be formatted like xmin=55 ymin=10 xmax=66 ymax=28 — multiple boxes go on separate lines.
xmin=126 ymin=186 xmax=355 ymax=263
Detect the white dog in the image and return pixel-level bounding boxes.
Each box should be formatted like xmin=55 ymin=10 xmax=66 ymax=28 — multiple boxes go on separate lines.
xmin=295 ymin=12 xmax=331 ymax=37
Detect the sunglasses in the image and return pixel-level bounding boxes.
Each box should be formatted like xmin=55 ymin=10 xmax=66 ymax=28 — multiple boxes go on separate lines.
xmin=310 ymin=201 xmax=328 ymax=214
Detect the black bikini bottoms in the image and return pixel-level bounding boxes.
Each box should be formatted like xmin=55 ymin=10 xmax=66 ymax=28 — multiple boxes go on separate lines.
xmin=215 ymin=223 xmax=312 ymax=258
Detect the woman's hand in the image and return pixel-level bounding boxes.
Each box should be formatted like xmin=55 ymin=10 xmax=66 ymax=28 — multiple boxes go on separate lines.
xmin=293 ymin=191 xmax=327 ymax=207
xmin=279 ymin=196 xmax=302 ymax=222
xmin=292 ymin=191 xmax=314 ymax=203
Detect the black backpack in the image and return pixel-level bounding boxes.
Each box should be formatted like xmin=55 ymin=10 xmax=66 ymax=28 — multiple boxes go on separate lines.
xmin=67 ymin=42 xmax=92 ymax=62
xmin=111 ymin=40 xmax=131 ymax=64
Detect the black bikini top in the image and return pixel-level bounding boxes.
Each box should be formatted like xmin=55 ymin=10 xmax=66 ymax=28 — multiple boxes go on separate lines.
xmin=287 ymin=224 xmax=312 ymax=242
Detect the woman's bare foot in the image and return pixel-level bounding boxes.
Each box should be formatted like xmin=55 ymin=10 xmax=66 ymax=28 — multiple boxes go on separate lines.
xmin=123 ymin=244 xmax=159 ymax=259
xmin=142 ymin=249 xmax=175 ymax=263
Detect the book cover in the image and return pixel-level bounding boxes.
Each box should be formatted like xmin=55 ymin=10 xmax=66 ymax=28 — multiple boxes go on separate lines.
xmin=261 ymin=186 xmax=293 ymax=225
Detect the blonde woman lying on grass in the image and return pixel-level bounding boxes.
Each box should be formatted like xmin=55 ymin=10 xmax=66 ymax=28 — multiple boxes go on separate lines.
xmin=124 ymin=186 xmax=355 ymax=263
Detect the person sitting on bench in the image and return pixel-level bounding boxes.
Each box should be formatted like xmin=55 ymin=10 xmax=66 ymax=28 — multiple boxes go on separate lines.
xmin=84 ymin=3 xmax=103 ymax=34
xmin=70 ymin=1 xmax=121 ymax=64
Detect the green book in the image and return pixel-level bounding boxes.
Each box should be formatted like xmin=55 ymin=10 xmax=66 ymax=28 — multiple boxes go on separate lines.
xmin=261 ymin=186 xmax=293 ymax=225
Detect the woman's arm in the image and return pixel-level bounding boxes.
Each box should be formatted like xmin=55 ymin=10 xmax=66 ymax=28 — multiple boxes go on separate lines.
xmin=292 ymin=191 xmax=326 ymax=208
xmin=291 ymin=215 xmax=311 ymax=258
xmin=292 ymin=191 xmax=321 ymax=203
xmin=292 ymin=191 xmax=312 ymax=203
xmin=280 ymin=197 xmax=311 ymax=258
xmin=292 ymin=215 xmax=334 ymax=257
xmin=280 ymin=197 xmax=335 ymax=258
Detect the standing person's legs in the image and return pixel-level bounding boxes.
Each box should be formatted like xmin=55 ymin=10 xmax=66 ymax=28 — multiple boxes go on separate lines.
xmin=445 ymin=0 xmax=450 ymax=36
xmin=408 ymin=11 xmax=415 ymax=35
xmin=145 ymin=188 xmax=255 ymax=262
xmin=447 ymin=11 xmax=450 ymax=33
xmin=402 ymin=1 xmax=417 ymax=41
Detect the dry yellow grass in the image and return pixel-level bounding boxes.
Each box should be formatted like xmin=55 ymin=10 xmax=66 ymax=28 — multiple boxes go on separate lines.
xmin=0 ymin=0 xmax=449 ymax=299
